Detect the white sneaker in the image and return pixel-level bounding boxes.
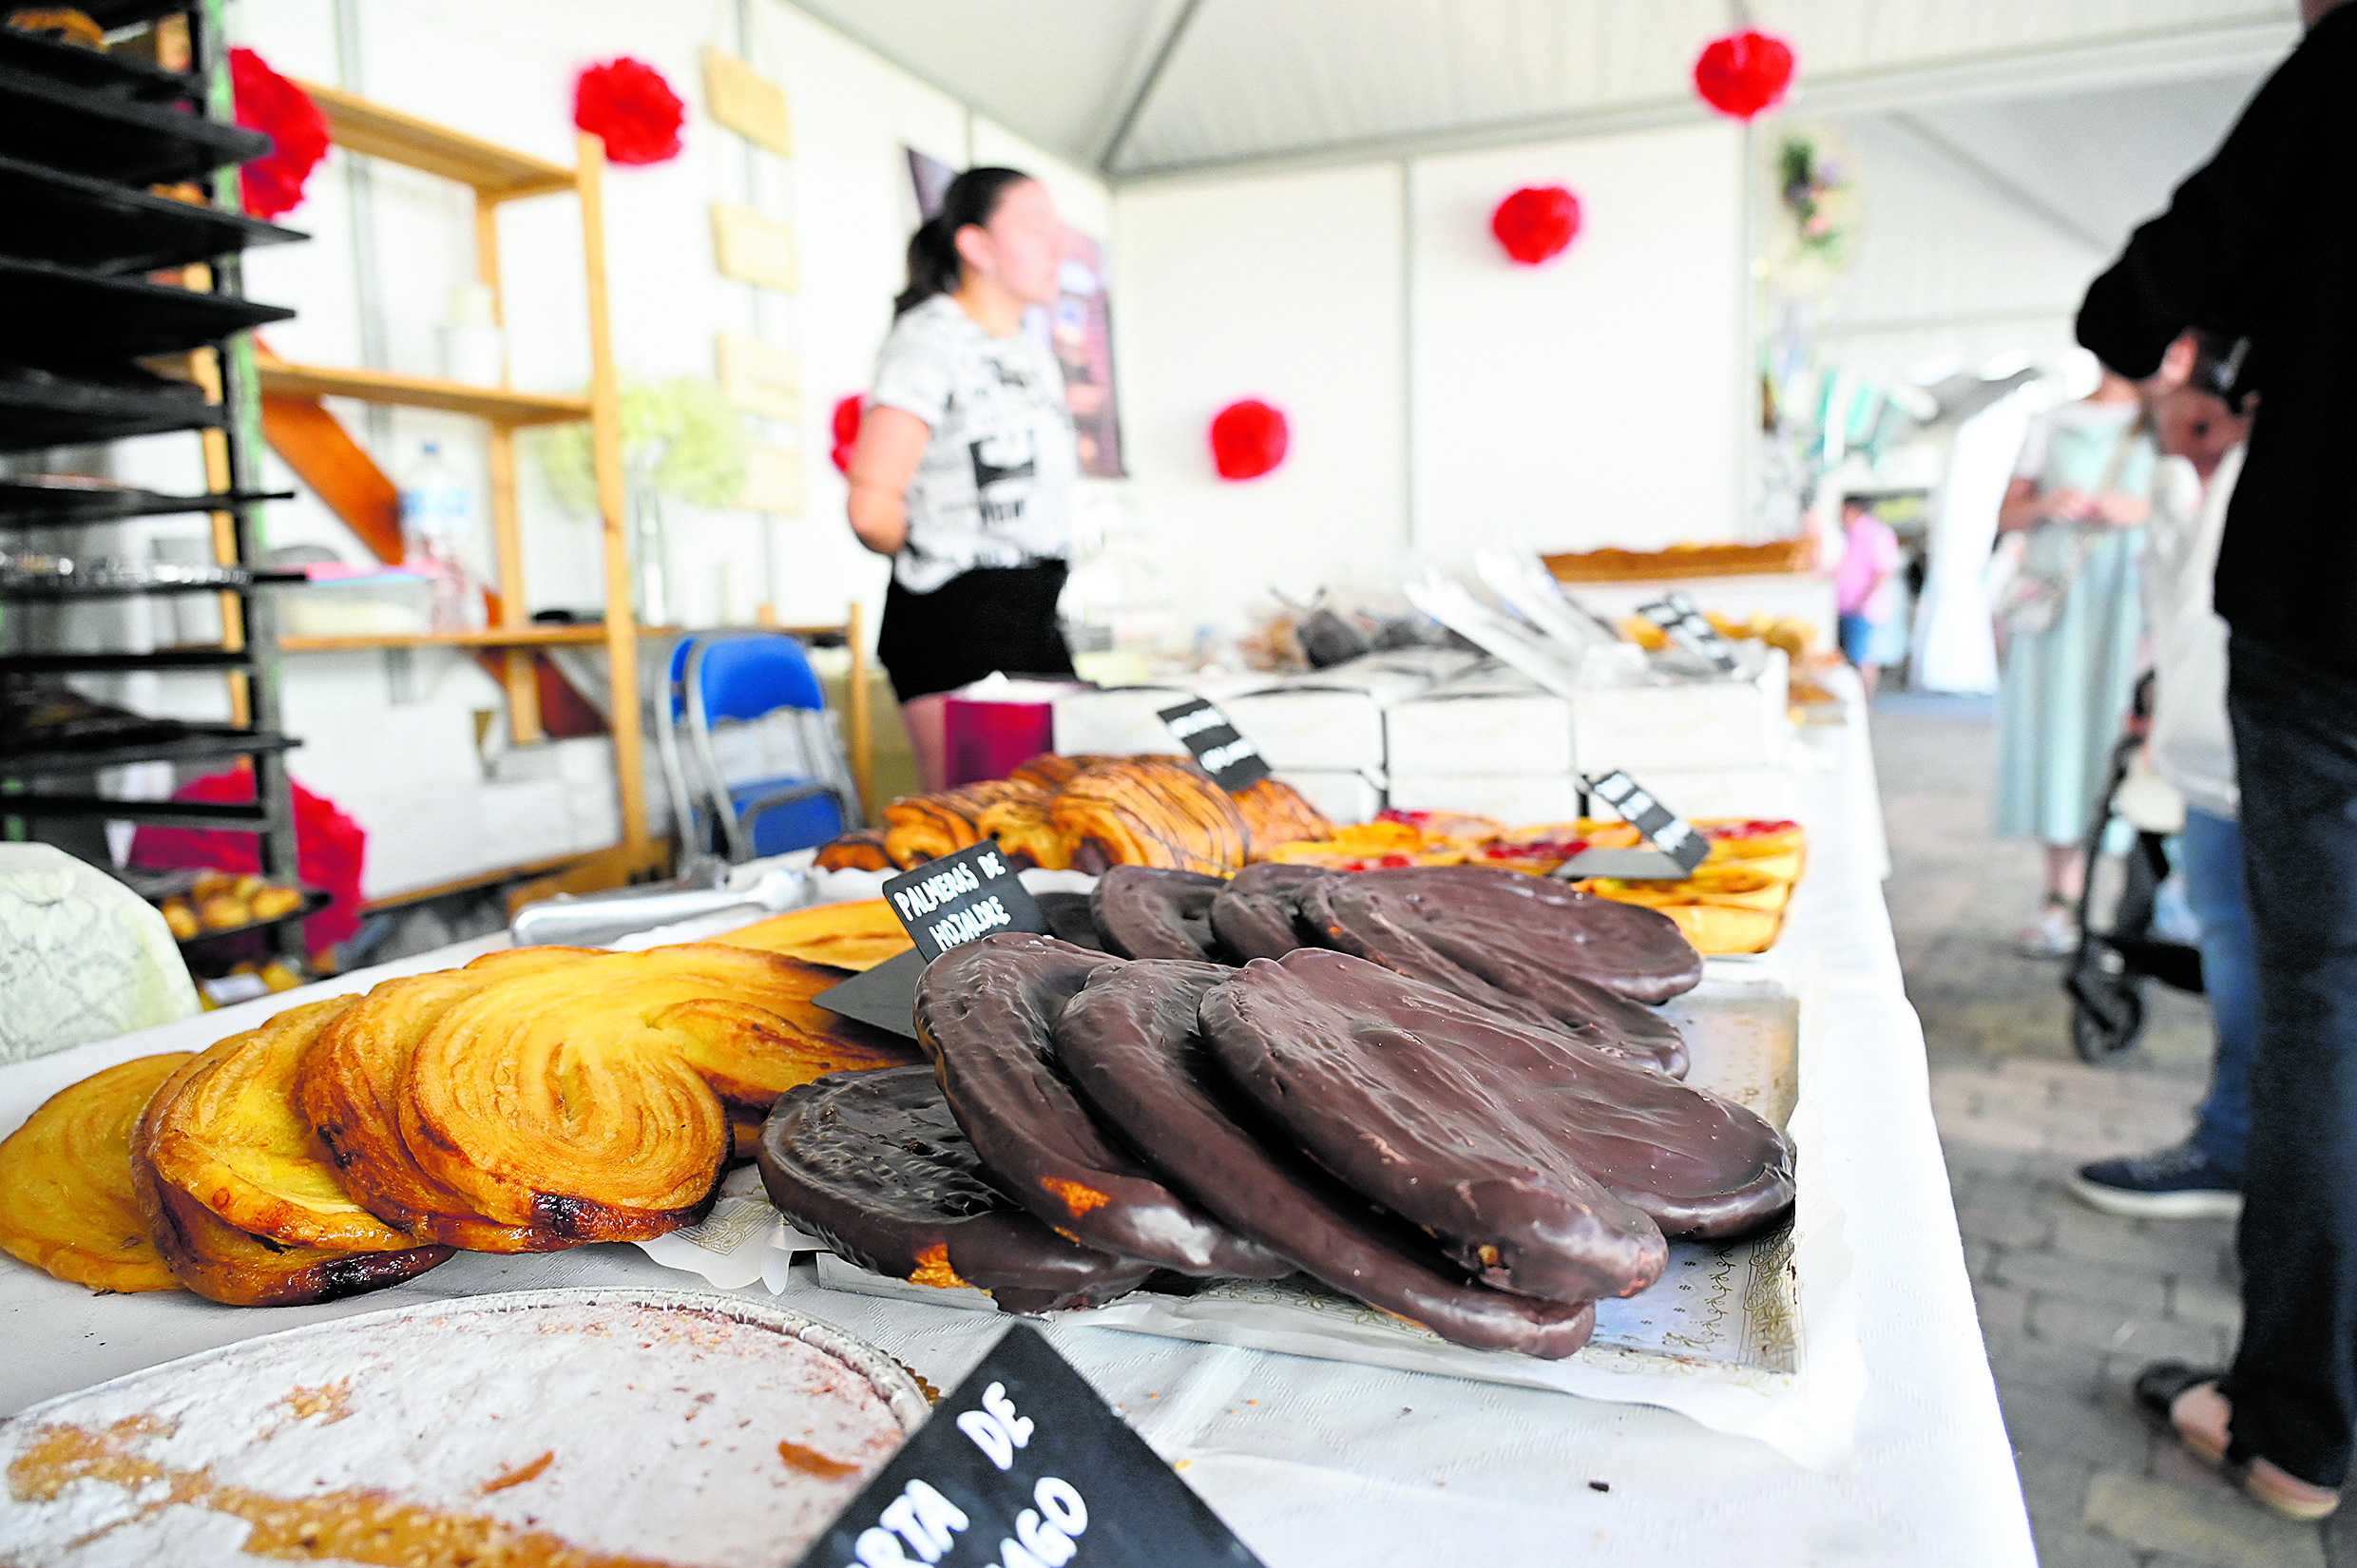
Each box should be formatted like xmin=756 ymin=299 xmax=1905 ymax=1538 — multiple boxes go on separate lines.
xmin=2017 ymin=905 xmax=2079 ymax=959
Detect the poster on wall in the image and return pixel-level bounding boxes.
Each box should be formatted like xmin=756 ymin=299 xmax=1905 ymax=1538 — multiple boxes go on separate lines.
xmin=906 ymin=146 xmax=1126 ymax=478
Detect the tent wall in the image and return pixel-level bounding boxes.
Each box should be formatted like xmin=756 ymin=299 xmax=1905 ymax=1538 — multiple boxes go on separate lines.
xmin=1112 ymin=120 xmax=1747 ymax=628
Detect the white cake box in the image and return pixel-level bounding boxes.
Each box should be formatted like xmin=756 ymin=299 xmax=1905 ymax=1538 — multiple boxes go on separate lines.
xmin=1386 ymin=772 xmax=1583 ymax=826
xmin=1572 ymin=647 xmax=1791 ymax=774
xmin=1051 ymin=680 xmax=1219 ymax=757
xmin=1273 ymin=768 xmax=1386 ymax=826
xmin=1385 ymin=664 xmax=1576 ymax=776
xmin=1221 ymin=650 xmax=1471 ymax=772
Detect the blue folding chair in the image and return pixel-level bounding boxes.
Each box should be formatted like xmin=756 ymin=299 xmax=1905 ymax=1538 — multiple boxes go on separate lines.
xmin=654 ymin=631 xmax=859 ymax=864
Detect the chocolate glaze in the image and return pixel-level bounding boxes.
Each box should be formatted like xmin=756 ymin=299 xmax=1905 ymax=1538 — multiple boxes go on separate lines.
xmin=1318 ymin=864 xmax=1701 ymax=1001
xmin=1301 ymin=865 xmax=1698 ymax=1072
xmin=1208 ymin=863 xmax=1334 ymax=962
xmin=913 ymin=933 xmax=1292 ymax=1278
xmin=757 ymin=1067 xmax=1153 ymax=1313
xmin=1202 ymin=950 xmax=1797 ymax=1299
xmin=1034 ymin=891 xmax=1108 ymax=952
xmin=1089 ymin=866 xmax=1231 ymax=962
xmin=1055 ymin=961 xmax=1596 ymax=1357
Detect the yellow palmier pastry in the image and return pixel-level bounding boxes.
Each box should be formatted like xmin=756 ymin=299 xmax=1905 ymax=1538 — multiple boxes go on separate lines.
xmin=631 ymin=943 xmax=925 ymax=1111
xmin=130 ymin=1150 xmax=453 ymax=1307
xmin=298 ymin=947 xmax=603 ymax=1252
xmin=130 ymin=1046 xmax=453 ymax=1307
xmin=1655 ymin=901 xmax=1782 ymax=955
xmin=397 ymin=946 xmax=920 ymax=1244
xmin=722 ymin=898 xmax=914 ymax=971
xmin=0 ymin=1053 xmax=190 ymax=1291
xmin=140 ymin=998 xmax=415 ymax=1254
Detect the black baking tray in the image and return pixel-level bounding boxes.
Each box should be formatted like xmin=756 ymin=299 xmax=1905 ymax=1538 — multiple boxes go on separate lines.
xmin=0 ymin=476 xmax=290 ymax=525
xmin=0 ymin=363 xmax=221 ymax=450
xmin=0 ymin=257 xmax=293 ymax=364
xmin=0 ymin=59 xmax=268 ymax=185
xmin=0 ymin=722 xmax=298 ymax=775
xmin=0 ymin=26 xmax=193 ymax=104
xmin=0 ymin=154 xmax=301 ymax=272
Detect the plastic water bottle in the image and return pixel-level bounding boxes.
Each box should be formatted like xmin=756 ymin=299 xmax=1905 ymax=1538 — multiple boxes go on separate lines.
xmin=398 ymin=443 xmax=482 ymax=632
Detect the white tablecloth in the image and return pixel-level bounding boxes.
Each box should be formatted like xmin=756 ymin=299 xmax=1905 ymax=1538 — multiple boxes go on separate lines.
xmin=0 ymin=696 xmax=2033 ymax=1566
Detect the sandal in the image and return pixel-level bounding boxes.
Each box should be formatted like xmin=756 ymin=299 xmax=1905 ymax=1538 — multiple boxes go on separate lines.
xmin=2130 ymin=1361 xmax=2341 ymax=1521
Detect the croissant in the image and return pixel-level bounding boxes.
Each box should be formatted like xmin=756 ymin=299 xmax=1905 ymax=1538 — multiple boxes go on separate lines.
xmin=0 ymin=1052 xmax=190 ymax=1292
xmin=722 ymin=898 xmax=914 ymax=971
xmin=880 ymin=779 xmax=1043 ymax=866
xmin=299 ymin=947 xmax=604 ymax=1251
xmin=1050 ymin=758 xmax=1250 ymax=876
xmin=131 ymin=1036 xmax=453 ymax=1307
xmin=974 ymin=793 xmax=1073 ymax=870
xmin=1230 ymin=776 xmax=1333 ymax=854
xmin=141 ymin=997 xmax=418 ymax=1254
xmin=814 ymin=829 xmax=895 ymax=871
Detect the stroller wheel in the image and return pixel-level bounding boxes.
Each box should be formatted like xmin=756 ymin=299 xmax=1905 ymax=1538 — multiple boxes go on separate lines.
xmin=2071 ymin=987 xmax=2146 ymax=1063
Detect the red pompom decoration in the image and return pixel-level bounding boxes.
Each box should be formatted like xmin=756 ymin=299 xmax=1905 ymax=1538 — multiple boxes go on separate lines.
xmin=229 ymin=47 xmax=329 ymax=220
xmin=1490 ymin=185 xmax=1581 ymax=265
xmin=1210 ymin=399 xmax=1289 ymax=482
xmin=1695 ymin=29 xmax=1795 ymax=120
xmin=573 ymin=57 xmax=685 ymax=165
xmin=830 ymin=393 xmax=863 ymax=474
xmin=129 ymin=771 xmax=367 ymax=953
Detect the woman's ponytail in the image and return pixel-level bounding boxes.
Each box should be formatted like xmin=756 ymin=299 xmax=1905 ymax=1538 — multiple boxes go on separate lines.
xmin=891 ymin=165 xmax=1034 ymax=317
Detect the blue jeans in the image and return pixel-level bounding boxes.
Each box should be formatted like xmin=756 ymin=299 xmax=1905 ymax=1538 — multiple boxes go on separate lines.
xmin=2182 ymin=808 xmax=2255 ymax=1176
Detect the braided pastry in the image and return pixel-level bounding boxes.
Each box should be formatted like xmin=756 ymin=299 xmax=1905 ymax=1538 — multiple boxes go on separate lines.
xmin=880 ymin=779 xmax=1043 ymax=866
xmin=1008 ymin=752 xmax=1113 ymax=792
xmin=0 ymin=1052 xmax=190 ymax=1292
xmin=975 ymin=792 xmax=1074 ymax=870
xmin=814 ymin=828 xmax=895 ymax=871
xmin=1050 ymin=758 xmax=1250 ymax=876
xmin=1231 ymin=776 xmax=1333 ymax=854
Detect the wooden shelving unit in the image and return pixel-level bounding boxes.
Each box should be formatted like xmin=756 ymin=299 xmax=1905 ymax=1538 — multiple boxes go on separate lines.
xmin=273 ymin=81 xmax=658 ymax=880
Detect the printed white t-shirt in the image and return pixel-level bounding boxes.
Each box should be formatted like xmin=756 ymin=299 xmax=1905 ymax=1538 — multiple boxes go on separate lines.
xmin=869 ymin=295 xmax=1076 ymax=595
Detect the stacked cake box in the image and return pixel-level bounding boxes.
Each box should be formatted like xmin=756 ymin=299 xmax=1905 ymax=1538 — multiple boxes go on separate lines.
xmin=1385 ymin=650 xmax=1794 ymax=826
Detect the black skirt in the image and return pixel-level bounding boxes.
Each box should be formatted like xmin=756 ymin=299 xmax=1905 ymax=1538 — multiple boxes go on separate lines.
xmin=876 ymin=561 xmax=1077 ymax=704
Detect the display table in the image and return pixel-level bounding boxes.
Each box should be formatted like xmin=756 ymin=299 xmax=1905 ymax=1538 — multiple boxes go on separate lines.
xmin=0 ymin=698 xmax=2032 ymax=1566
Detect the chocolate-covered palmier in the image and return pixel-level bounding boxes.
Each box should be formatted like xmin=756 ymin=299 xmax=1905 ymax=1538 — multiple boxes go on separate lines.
xmin=913 ymin=933 xmax=1291 ymax=1278
xmin=1202 ymin=951 xmax=1795 ymax=1301
xmin=1208 ymin=862 xmax=1332 ymax=962
xmin=1055 ymin=961 xmax=1596 ymax=1357
xmin=1033 ymin=891 xmax=1108 ymax=951
xmin=1089 ymin=866 xmax=1231 ymax=962
xmin=1313 ymin=864 xmax=1704 ymax=1003
xmin=757 ymin=1067 xmax=1153 ymax=1313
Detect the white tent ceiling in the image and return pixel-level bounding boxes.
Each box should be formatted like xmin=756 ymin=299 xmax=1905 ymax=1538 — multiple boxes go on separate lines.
xmin=787 ymin=0 xmax=2298 ymax=182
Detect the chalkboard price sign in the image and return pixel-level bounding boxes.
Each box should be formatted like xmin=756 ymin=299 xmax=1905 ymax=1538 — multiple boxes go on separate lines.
xmin=815 ymin=840 xmax=1051 ymax=1038
xmin=1583 ymin=769 xmax=1711 ymax=874
xmin=795 ymin=1325 xmax=1264 ymax=1568
xmin=1637 ymin=591 xmax=1740 ymax=673
xmin=1156 ymin=698 xmax=1272 ymax=791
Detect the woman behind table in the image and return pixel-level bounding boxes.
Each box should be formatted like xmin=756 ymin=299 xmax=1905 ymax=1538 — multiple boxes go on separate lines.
xmin=846 ymin=167 xmax=1079 ymax=792
xmin=1835 ymin=497 xmax=1906 ymax=699
xmin=1991 ymin=366 xmax=2165 ymax=956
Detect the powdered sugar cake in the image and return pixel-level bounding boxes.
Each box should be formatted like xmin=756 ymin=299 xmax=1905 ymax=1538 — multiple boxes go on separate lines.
xmin=0 ymin=1288 xmax=929 ymax=1567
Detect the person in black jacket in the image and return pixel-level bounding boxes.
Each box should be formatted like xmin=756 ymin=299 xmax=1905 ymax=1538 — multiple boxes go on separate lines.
xmin=2073 ymin=0 xmax=2357 ymax=1521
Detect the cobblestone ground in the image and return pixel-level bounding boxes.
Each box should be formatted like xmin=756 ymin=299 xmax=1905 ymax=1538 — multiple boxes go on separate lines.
xmin=1875 ymin=693 xmax=2352 ymax=1567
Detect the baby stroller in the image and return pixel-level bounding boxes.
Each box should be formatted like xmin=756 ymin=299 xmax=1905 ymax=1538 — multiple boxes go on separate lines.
xmin=2066 ymin=673 xmax=2206 ymax=1061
